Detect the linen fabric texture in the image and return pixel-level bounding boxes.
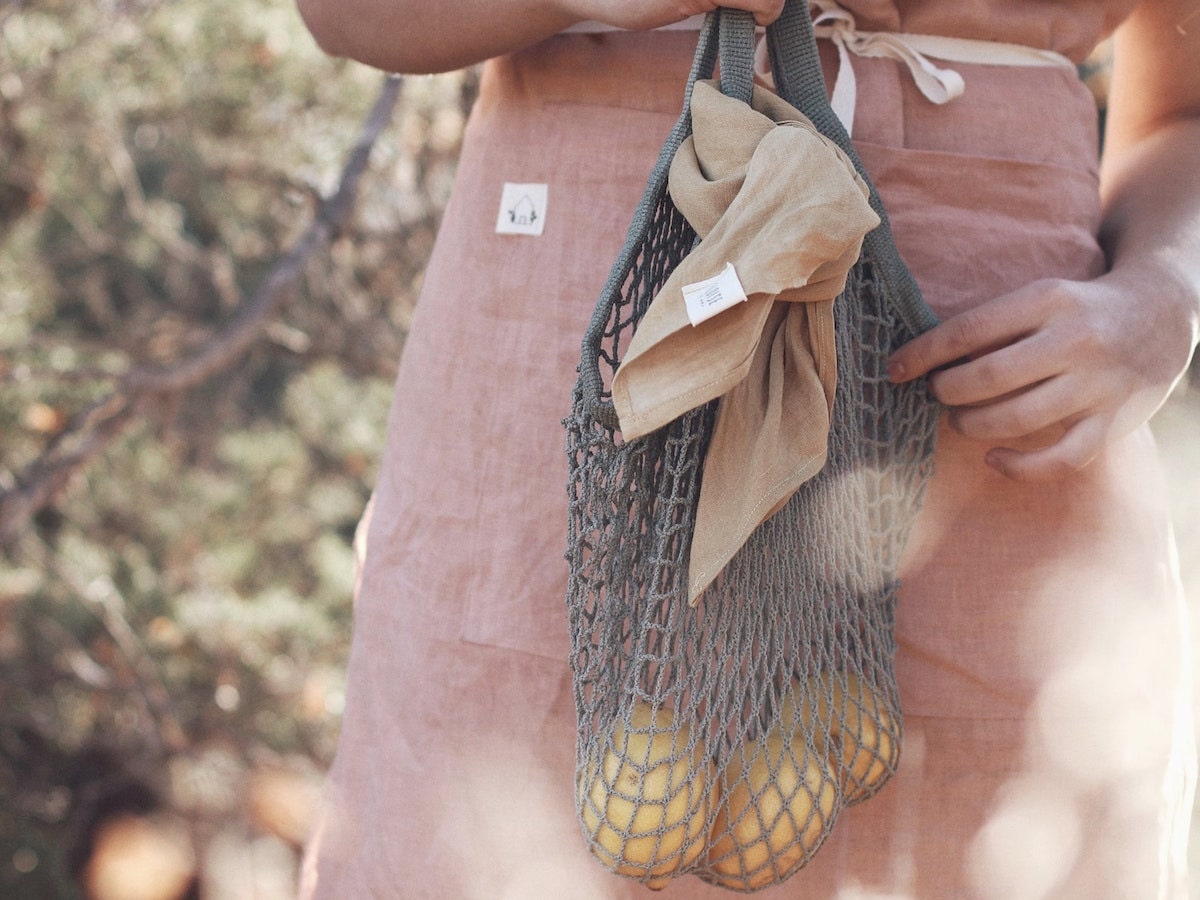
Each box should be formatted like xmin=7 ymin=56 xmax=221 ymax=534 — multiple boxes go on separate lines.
xmin=299 ymin=3 xmax=1195 ymax=897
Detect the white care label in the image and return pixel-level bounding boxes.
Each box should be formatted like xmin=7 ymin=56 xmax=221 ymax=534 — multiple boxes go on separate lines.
xmin=495 ymin=182 xmax=548 ymax=236
xmin=682 ymin=262 xmax=749 ymax=326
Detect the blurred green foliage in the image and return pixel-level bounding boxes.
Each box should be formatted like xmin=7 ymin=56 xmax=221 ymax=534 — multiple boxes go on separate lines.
xmin=0 ymin=0 xmax=474 ymax=895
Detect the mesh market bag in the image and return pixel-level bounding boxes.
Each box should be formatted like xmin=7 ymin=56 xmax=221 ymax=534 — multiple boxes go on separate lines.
xmin=564 ymin=4 xmax=942 ymax=892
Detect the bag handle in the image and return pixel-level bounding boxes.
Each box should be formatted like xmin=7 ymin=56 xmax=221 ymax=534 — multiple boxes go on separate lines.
xmin=764 ymin=4 xmax=939 ymax=339
xmin=574 ymin=11 xmax=725 ymax=430
xmin=576 ymin=3 xmax=938 ymax=431
xmin=728 ymin=4 xmax=939 ymax=339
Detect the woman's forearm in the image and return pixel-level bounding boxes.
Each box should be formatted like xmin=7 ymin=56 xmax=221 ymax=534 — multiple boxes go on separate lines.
xmin=295 ymin=0 xmax=579 ymax=73
xmin=1098 ymin=0 xmax=1200 ymax=368
xmin=295 ymin=0 xmax=785 ymax=74
xmin=1098 ymin=117 xmax=1200 ymax=362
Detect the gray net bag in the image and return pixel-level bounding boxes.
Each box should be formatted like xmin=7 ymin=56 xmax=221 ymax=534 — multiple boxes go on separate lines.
xmin=564 ymin=4 xmax=942 ymax=891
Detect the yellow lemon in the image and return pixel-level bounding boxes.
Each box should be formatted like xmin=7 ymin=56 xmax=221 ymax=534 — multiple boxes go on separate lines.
xmin=781 ymin=672 xmax=899 ymax=804
xmin=578 ymin=701 xmax=711 ymax=890
xmin=706 ymin=732 xmax=837 ymax=890
xmin=834 ymin=672 xmax=898 ymax=802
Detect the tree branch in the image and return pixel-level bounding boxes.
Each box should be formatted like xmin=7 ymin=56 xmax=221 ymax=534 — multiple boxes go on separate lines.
xmin=0 ymin=74 xmax=404 ymax=544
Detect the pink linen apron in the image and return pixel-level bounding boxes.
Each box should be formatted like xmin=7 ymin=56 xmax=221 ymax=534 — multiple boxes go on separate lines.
xmin=300 ymin=4 xmax=1194 ymax=897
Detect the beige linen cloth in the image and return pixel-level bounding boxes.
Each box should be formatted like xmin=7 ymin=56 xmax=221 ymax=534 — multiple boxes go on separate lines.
xmin=611 ymin=79 xmax=879 ymax=603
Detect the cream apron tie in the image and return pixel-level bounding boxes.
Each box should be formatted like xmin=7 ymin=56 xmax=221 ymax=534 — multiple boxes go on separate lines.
xmin=756 ymin=0 xmax=1077 ymax=135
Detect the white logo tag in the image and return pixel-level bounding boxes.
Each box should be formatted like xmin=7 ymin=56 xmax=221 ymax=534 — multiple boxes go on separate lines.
xmin=682 ymin=262 xmax=748 ymax=326
xmin=495 ymin=182 xmax=548 ymax=236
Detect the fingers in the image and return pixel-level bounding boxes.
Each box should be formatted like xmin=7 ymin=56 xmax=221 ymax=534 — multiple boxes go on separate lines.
xmin=925 ymin=337 xmax=1059 ymax=408
xmin=637 ymin=1 xmax=785 ymax=32
xmin=945 ymin=376 xmax=1077 ymax=442
xmin=885 ymin=282 xmax=1105 ymax=482
xmin=940 ymin=367 xmax=1113 ymax=483
xmin=888 ymin=306 xmax=1020 ymax=384
xmin=983 ymin=417 xmax=1108 ymax=483
xmin=750 ymin=0 xmax=786 ymax=25
xmin=887 ymin=274 xmax=1189 ymax=483
xmin=683 ymin=0 xmax=783 ymax=26
xmin=578 ymin=1 xmax=779 ymax=38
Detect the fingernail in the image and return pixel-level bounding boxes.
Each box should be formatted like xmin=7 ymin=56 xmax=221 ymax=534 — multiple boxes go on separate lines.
xmin=886 ymin=359 xmax=905 ymax=382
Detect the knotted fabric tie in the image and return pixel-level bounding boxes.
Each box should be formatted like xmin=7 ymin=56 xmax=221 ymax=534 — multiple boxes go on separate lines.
xmin=756 ymin=0 xmax=1077 ymax=135
xmin=611 ymin=80 xmax=879 ymax=605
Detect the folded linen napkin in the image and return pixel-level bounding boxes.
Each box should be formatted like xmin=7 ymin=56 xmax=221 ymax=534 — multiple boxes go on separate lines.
xmin=611 ymin=79 xmax=879 ymax=604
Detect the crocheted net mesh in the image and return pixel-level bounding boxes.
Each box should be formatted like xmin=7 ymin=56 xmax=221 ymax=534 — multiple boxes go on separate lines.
xmin=563 ymin=10 xmax=940 ymax=893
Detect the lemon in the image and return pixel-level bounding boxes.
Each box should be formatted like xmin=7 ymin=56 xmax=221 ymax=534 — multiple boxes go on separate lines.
xmin=782 ymin=671 xmax=899 ymax=803
xmin=578 ymin=701 xmax=711 ymax=890
xmin=833 ymin=673 xmax=898 ymax=801
xmin=706 ymin=731 xmax=837 ymax=890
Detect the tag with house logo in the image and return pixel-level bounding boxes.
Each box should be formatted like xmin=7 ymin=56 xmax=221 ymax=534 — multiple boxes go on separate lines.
xmin=495 ymin=182 xmax=548 ymax=236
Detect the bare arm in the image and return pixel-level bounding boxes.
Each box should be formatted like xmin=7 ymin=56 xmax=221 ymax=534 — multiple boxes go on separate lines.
xmin=296 ymin=0 xmax=784 ymax=74
xmin=1097 ymin=0 xmax=1200 ymax=362
xmin=887 ymin=0 xmax=1200 ymax=482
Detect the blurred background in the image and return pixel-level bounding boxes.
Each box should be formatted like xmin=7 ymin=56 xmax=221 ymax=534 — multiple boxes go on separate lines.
xmin=1 ymin=0 xmax=473 ymax=895
xmin=0 ymin=2 xmax=1195 ymax=898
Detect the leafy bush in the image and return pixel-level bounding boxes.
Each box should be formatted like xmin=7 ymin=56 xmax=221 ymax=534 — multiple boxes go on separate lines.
xmin=0 ymin=1 xmax=473 ymax=895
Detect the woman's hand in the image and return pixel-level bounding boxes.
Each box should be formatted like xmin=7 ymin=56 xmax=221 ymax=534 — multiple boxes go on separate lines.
xmin=886 ymin=268 xmax=1196 ymax=482
xmin=889 ymin=0 xmax=1200 ymax=484
xmin=564 ymin=0 xmax=785 ymax=30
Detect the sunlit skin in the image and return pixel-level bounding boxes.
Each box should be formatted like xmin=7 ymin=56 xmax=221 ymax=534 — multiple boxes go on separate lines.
xmin=886 ymin=0 xmax=1200 ymax=483
xmin=295 ymin=0 xmax=785 ymax=74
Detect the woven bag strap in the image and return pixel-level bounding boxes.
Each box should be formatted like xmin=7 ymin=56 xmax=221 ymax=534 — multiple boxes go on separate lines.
xmin=762 ymin=3 xmax=939 ymax=336
xmin=723 ymin=3 xmax=938 ymax=336
xmin=576 ymin=11 xmax=725 ymax=428
xmin=578 ymin=9 xmax=773 ymax=428
xmin=718 ymin=9 xmax=756 ymax=102
xmin=576 ymin=3 xmax=938 ymax=428
xmin=709 ymin=4 xmax=941 ymax=341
